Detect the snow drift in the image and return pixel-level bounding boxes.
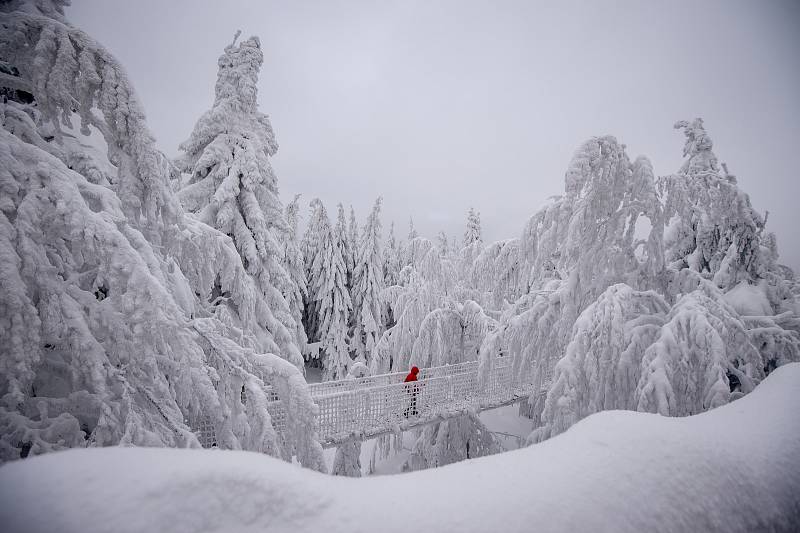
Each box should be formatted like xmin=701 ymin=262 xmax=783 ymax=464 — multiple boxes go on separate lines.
xmin=2 ymin=363 xmax=799 ymax=533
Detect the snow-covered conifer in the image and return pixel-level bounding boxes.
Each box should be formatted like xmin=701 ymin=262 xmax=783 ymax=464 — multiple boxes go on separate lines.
xmin=307 ymin=200 xmax=352 ymax=380
xmin=382 ymin=221 xmax=400 ymax=287
xmin=346 ymin=205 xmax=358 ymax=290
xmin=404 ymin=412 xmax=500 ymax=471
xmin=459 ymin=208 xmax=485 ymax=288
xmin=176 ymin=33 xmax=301 ymax=367
xmin=0 ymin=8 xmax=323 ymax=468
xmin=283 ymin=195 xmax=307 ymax=352
xmin=463 ymin=207 xmax=482 ymax=247
xmin=485 ymin=126 xmax=799 ymax=445
xmin=436 ymin=231 xmax=450 ymax=258
xmin=351 ymin=198 xmax=385 ymax=363
xmin=408 ymin=217 xmax=418 ymax=241
xmin=331 ymin=437 xmax=362 ymax=477
xmin=301 ymin=199 xmax=326 ymax=345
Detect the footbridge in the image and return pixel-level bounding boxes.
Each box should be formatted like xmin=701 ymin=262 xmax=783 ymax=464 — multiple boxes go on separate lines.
xmin=194 ymin=356 xmax=552 ymax=449
xmin=308 ymin=356 xmax=550 ymax=447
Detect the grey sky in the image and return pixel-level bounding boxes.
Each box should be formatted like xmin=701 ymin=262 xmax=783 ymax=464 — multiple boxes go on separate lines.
xmin=69 ymin=0 xmax=800 ymax=269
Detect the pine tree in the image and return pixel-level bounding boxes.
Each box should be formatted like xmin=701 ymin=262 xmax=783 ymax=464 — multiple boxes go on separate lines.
xmin=0 ymin=11 xmax=323 ymax=468
xmin=301 ymin=199 xmax=326 ymax=346
xmin=351 ymin=198 xmax=385 ymax=364
xmin=463 ymin=207 xmax=482 ymax=247
xmin=436 ymin=231 xmax=450 ymax=257
xmin=283 ymin=195 xmax=308 ymax=352
xmin=487 ymin=127 xmax=798 ymax=445
xmin=661 ymin=118 xmax=764 ymax=289
xmin=408 ymin=217 xmax=418 ymax=240
xmin=383 ymin=221 xmax=400 ymax=287
xmin=460 ymin=207 xmax=484 ymax=288
xmin=307 ymin=199 xmax=352 ymax=379
xmin=346 ymin=205 xmax=358 ymax=290
xmin=177 ymin=32 xmax=301 ymax=367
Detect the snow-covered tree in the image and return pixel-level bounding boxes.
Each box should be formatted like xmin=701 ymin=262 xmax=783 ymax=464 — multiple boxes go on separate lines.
xmin=459 ymin=208 xmax=485 ymax=289
xmin=0 ymin=7 xmax=323 ymax=469
xmin=660 ymin=118 xmax=764 ymax=290
xmin=635 ymin=282 xmax=763 ymax=415
xmin=306 ymin=200 xmax=352 ymax=380
xmin=370 ymin=238 xmax=449 ymax=374
xmin=176 ymin=32 xmax=301 ymax=367
xmin=282 ymin=194 xmax=307 ymax=352
xmin=407 ymin=217 xmax=418 ymax=241
xmin=351 ymin=198 xmax=385 ymax=364
xmin=300 ymin=198 xmax=326 ymax=346
xmin=463 ymin=207 xmax=482 ymax=248
xmin=436 ymin=231 xmax=450 ymax=258
xmin=403 ymin=412 xmax=501 ymax=471
xmin=331 ymin=437 xmax=362 ymax=477
xmin=346 ymin=205 xmax=358 ymax=290
xmin=382 ymin=221 xmax=400 ymax=288
xmin=483 ymin=125 xmax=799 ymax=444
xmin=528 ymin=284 xmax=670 ymax=442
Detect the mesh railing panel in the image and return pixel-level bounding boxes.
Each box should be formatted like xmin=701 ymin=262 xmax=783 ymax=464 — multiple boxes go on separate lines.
xmin=311 ymin=355 xmax=538 ymax=444
xmin=192 ymin=355 xmax=551 ymax=447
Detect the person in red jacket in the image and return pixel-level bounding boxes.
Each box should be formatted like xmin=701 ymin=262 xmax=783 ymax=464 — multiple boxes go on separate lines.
xmin=404 ymin=366 xmax=419 ymax=418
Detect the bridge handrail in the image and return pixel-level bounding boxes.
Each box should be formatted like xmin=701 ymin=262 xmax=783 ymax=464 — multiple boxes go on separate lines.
xmin=307 ymin=357 xmax=513 ymax=399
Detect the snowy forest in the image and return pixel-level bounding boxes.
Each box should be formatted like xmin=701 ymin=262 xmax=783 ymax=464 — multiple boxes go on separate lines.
xmin=1 ymin=1 xmax=799 ymax=531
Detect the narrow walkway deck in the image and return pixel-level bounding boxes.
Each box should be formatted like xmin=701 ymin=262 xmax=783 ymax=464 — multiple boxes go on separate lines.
xmin=193 ymin=356 xmax=551 ymax=449
xmin=306 ymin=356 xmax=550 ymax=447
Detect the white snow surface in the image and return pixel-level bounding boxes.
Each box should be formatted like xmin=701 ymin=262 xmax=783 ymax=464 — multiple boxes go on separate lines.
xmin=2 ymin=364 xmax=799 ymax=533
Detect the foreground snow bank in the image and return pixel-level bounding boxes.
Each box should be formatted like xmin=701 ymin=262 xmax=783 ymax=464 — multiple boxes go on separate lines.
xmin=2 ymin=365 xmax=799 ymax=533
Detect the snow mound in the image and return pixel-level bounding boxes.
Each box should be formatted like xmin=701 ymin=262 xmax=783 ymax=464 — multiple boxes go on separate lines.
xmin=2 ymin=364 xmax=799 ymax=533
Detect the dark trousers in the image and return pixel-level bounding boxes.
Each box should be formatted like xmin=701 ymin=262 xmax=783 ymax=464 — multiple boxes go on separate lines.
xmin=404 ymin=388 xmax=418 ymax=418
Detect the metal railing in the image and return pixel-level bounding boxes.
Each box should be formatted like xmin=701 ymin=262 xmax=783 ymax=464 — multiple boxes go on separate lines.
xmin=193 ymin=355 xmax=547 ymax=449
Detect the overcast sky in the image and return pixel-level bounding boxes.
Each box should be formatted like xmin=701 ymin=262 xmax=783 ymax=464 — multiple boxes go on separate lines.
xmin=69 ymin=0 xmax=800 ymax=269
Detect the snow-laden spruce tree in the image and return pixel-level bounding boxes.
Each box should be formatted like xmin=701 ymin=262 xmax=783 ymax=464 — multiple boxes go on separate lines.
xmin=306 ymin=199 xmax=352 ymax=379
xmin=370 ymin=238 xmax=452 ymax=374
xmin=407 ymin=217 xmax=419 ymax=241
xmin=464 ymin=207 xmax=482 ymax=247
xmin=368 ymin=236 xmax=497 ymax=470
xmin=474 ymin=136 xmax=666 ymax=423
xmin=176 ymin=32 xmax=302 ymax=368
xmin=0 ymin=6 xmax=323 ymax=469
xmin=436 ymin=231 xmax=451 ymax=258
xmin=383 ymin=221 xmax=400 ymax=288
xmin=350 ymin=198 xmax=385 ymax=364
xmin=331 ymin=436 xmax=362 ymax=477
xmin=487 ymin=123 xmax=799 ymax=444
xmin=471 ymin=238 xmax=522 ymax=309
xmin=635 ymin=281 xmax=763 ymax=416
xmin=283 ymin=194 xmax=308 ymax=353
xmin=458 ymin=207 xmax=484 ymax=289
xmin=527 ymin=284 xmax=670 ymax=442
xmin=403 ymin=411 xmax=500 ymax=471
xmin=300 ymin=198 xmax=326 ymax=348
xmin=346 ymin=205 xmax=358 ymax=291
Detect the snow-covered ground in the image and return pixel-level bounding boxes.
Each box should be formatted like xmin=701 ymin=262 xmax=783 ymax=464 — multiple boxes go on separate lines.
xmin=3 ymin=364 xmax=798 ymax=533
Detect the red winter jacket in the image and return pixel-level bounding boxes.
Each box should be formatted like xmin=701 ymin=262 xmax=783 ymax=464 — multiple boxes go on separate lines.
xmin=404 ymin=366 xmax=419 ymax=382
